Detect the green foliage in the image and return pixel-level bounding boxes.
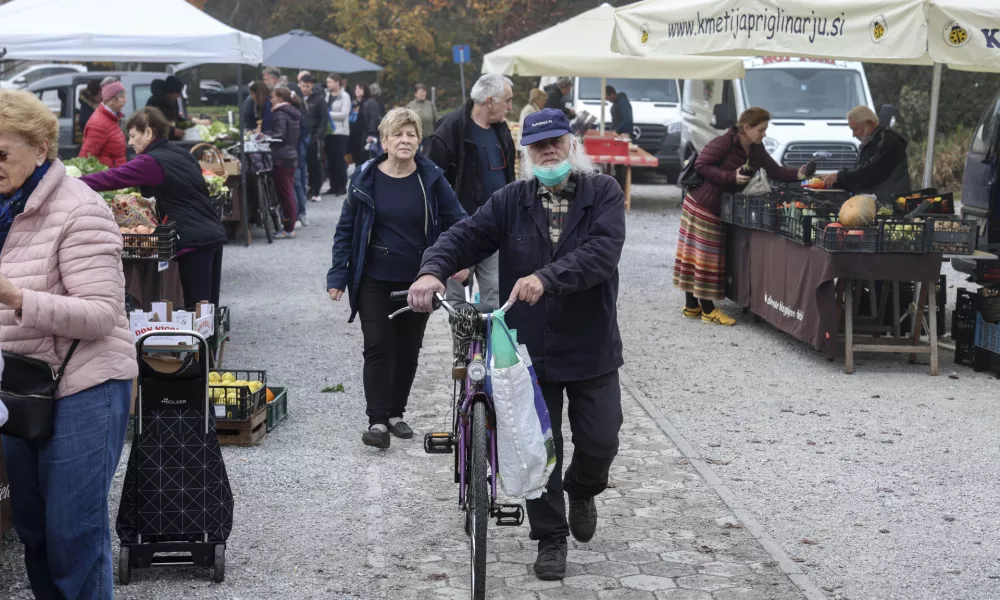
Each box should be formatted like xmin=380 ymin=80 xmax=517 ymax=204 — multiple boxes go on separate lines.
xmin=64 ymin=156 xmax=108 ymax=175
xmin=907 ymin=127 xmax=974 ymax=194
xmin=896 ymin=84 xmax=929 ymax=143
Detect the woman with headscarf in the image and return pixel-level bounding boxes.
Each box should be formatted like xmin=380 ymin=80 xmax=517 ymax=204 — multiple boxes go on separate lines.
xmin=78 ymin=80 xmax=127 ymax=168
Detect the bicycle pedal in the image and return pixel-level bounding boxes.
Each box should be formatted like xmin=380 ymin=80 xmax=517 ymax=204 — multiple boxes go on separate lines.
xmin=423 ymin=432 xmax=454 ymax=454
xmin=494 ymin=503 xmax=524 ymax=527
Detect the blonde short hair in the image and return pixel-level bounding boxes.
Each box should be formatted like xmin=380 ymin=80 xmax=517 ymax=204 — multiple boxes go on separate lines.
xmin=847 ymin=105 xmax=879 ymax=126
xmin=379 ymin=107 xmax=423 ymax=141
xmin=0 ymin=90 xmax=60 ymax=160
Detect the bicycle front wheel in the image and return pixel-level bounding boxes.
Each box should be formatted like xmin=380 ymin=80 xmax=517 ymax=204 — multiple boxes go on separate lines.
xmin=467 ymin=401 xmax=489 ymax=600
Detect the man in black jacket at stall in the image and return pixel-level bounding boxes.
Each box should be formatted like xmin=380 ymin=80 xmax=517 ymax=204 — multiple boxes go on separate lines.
xmin=410 ymin=108 xmax=626 ymax=583
xmin=822 ymin=105 xmax=911 ymax=202
xmin=299 ymin=75 xmax=328 ymax=201
xmin=426 ymin=73 xmax=516 ymax=309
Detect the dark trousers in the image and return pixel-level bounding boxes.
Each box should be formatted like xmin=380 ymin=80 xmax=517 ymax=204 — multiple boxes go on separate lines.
xmin=272 ymin=164 xmax=297 ymax=232
xmin=306 ymin=134 xmax=323 ymax=197
xmin=527 ymin=369 xmax=622 ymax=545
xmin=176 ymin=243 xmax=224 ymax=308
xmin=357 ymin=277 xmax=430 ymax=427
xmin=325 ymin=135 xmax=349 ymax=194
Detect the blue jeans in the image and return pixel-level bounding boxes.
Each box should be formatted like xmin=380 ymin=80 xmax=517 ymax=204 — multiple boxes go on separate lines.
xmin=3 ymin=379 xmax=132 ymax=600
xmin=295 ymin=134 xmax=310 ymax=218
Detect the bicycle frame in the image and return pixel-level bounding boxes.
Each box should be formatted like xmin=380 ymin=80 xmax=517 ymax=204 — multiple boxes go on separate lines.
xmin=455 ymin=334 xmax=498 ymax=509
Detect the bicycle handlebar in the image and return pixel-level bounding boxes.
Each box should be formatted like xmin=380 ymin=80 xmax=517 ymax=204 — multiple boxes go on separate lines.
xmin=389 ymin=291 xmax=409 ymax=302
xmin=388 ymin=290 xmax=513 ymax=320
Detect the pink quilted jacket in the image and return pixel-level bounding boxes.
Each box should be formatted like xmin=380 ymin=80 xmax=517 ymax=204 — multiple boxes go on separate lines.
xmin=0 ymin=160 xmax=137 ymax=398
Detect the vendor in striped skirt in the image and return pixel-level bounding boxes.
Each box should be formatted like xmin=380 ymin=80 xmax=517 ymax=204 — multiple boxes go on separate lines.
xmin=674 ymin=107 xmax=809 ymax=325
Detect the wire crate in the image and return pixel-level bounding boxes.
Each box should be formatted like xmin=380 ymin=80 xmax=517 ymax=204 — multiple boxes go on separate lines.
xmin=976 ymin=260 xmax=1000 ymax=285
xmin=893 ymin=191 xmax=955 ymax=215
xmin=813 ymin=222 xmax=878 ymax=253
xmin=747 ymin=203 xmax=780 ymax=232
xmin=878 ymin=219 xmax=929 ymax=254
xmin=121 ymin=224 xmax=177 ymax=261
xmin=209 ymin=369 xmax=267 ymax=422
xmin=721 ymin=194 xmax=750 ymax=227
xmin=926 ymin=218 xmax=977 ymax=255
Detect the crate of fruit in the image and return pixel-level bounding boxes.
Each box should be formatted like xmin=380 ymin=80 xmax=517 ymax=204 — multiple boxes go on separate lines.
xmin=813 ymin=221 xmax=878 ymax=253
xmin=893 ymin=190 xmax=955 ymax=215
xmin=878 ymin=219 xmax=929 ymax=254
xmin=209 ymin=369 xmax=267 ymax=422
xmin=121 ymin=223 xmax=177 ymax=261
xmin=926 ymin=218 xmax=977 ymax=255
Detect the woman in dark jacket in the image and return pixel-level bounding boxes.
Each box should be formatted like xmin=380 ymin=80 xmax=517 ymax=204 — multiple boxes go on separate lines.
xmin=327 ymin=107 xmax=467 ymax=449
xmin=348 ymin=83 xmax=367 ymax=166
xmin=81 ymin=107 xmax=227 ymax=308
xmin=361 ymin=84 xmax=384 ymax=159
xmin=265 ymin=86 xmax=301 ymax=238
xmin=675 ymin=107 xmax=809 ymax=326
xmin=77 ymin=79 xmax=102 ymax=134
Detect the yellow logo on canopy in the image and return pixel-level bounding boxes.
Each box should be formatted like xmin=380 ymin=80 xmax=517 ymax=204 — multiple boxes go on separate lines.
xmin=870 ymin=14 xmax=887 ymax=43
xmin=640 ymin=23 xmax=650 ymax=45
xmin=943 ymin=19 xmax=970 ymax=48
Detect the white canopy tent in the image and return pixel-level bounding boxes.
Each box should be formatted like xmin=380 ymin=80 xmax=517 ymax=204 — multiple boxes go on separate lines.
xmin=0 ymin=0 xmax=263 ymax=64
xmin=611 ymin=0 xmax=1000 ymax=186
xmin=483 ymin=3 xmax=745 ymax=133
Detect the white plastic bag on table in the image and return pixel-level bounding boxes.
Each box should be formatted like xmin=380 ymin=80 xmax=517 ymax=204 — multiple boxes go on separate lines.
xmin=742 ymin=169 xmax=771 ymax=195
xmin=487 ymin=316 xmax=556 ymax=500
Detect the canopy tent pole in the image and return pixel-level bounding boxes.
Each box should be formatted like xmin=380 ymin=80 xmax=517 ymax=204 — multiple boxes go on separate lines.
xmin=922 ymin=63 xmax=943 ymax=189
xmin=237 ymin=63 xmax=249 ymax=247
xmin=599 ymin=76 xmax=607 ymax=135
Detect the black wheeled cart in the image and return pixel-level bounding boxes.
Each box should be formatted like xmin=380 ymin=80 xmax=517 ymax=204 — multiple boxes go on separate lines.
xmin=117 ymin=331 xmax=234 ymax=584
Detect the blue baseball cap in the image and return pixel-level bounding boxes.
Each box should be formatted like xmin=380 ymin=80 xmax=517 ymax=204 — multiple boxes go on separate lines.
xmin=520 ymin=108 xmax=572 ymax=147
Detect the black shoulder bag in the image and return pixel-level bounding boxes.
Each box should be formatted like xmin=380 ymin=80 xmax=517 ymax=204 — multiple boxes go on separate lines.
xmin=0 ymin=340 xmax=81 ymax=441
xmin=678 ymin=134 xmax=738 ymax=191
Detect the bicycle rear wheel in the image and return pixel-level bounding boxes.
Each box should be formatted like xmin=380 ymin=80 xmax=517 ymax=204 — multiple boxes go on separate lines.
xmin=259 ymin=175 xmax=274 ymax=244
xmin=467 ymin=401 xmax=489 ymax=600
xmin=265 ymin=177 xmax=284 ymax=234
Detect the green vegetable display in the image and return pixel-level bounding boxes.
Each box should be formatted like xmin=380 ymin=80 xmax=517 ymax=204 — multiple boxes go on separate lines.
xmin=64 ymin=156 xmax=108 ymax=175
xmin=204 ymin=174 xmax=229 ymax=197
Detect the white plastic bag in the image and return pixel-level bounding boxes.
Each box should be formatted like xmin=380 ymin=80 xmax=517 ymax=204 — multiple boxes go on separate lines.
xmin=742 ymin=169 xmax=771 ymax=195
xmin=489 ymin=334 xmax=555 ymax=499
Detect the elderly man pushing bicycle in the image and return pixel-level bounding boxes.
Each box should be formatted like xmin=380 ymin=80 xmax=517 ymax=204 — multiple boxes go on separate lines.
xmin=408 ymin=108 xmax=626 ymax=581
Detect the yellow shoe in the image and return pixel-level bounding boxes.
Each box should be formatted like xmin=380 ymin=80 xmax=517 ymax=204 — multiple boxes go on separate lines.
xmin=702 ymin=309 xmax=736 ymax=326
xmin=682 ymin=306 xmax=703 ymax=318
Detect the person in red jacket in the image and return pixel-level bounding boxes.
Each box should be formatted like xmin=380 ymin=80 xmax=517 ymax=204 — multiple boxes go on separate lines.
xmin=78 ymin=81 xmax=127 ymax=168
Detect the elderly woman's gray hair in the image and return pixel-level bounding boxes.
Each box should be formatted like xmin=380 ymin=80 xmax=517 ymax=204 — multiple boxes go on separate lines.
xmin=470 ymin=74 xmax=513 ymax=105
xmin=520 ymin=134 xmax=597 ymax=180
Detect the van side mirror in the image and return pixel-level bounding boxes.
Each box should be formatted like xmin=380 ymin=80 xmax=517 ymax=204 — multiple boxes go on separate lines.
xmin=878 ymin=104 xmax=896 ymax=127
xmin=711 ymin=103 xmax=734 ymax=130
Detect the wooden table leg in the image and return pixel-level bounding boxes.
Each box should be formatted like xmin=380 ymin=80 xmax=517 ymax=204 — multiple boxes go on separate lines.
xmin=891 ymin=281 xmax=901 ymax=339
xmin=625 ymin=165 xmax=632 ymax=211
xmin=927 ymin=280 xmax=939 ymax=376
xmin=845 ymin=279 xmax=855 ymax=374
xmin=910 ymin=283 xmax=928 ymax=364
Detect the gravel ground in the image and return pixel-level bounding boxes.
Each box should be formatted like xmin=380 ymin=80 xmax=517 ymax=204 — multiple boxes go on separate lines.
xmin=618 ymin=189 xmax=1000 ymax=600
xmin=2 ymin=176 xmax=995 ymax=600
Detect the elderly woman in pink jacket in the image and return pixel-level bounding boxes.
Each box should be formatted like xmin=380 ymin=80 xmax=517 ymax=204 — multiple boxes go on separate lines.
xmin=0 ymin=90 xmax=138 ymax=599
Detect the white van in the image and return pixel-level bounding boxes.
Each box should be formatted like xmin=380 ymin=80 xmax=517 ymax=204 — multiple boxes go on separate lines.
xmin=539 ymin=76 xmax=684 ymax=181
xmin=680 ymin=57 xmax=877 ymax=174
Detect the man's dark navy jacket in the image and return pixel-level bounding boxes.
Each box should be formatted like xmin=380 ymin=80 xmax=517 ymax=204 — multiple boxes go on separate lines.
xmin=419 ymin=173 xmax=626 ymax=383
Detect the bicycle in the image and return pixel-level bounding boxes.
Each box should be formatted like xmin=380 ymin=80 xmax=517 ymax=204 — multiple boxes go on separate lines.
xmin=227 ymin=139 xmax=284 ymax=244
xmin=388 ymin=288 xmax=525 ymax=600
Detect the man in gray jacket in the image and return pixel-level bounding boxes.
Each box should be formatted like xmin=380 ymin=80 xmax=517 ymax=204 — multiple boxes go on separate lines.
xmin=324 ymin=72 xmax=352 ymax=197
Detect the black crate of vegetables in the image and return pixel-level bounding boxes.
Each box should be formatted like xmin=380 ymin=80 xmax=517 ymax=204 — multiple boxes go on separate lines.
xmin=878 ymin=219 xmax=929 ymax=254
xmin=813 ymin=220 xmax=878 ymax=253
xmin=926 ymin=217 xmax=977 ymax=255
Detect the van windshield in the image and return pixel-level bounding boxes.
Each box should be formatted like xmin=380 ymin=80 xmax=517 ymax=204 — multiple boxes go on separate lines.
xmin=578 ymin=78 xmax=678 ymax=103
xmin=743 ymin=68 xmax=866 ymax=119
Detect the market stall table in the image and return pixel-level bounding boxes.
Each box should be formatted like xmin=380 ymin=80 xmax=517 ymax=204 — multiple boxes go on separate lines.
xmin=123 ymin=260 xmax=184 ymax=310
xmin=727 ymin=227 xmax=943 ymax=375
xmin=589 ymin=146 xmax=658 ymax=211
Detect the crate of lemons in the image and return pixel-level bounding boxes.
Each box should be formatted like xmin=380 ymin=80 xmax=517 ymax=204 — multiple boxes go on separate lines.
xmin=209 ymin=370 xmax=275 ymax=421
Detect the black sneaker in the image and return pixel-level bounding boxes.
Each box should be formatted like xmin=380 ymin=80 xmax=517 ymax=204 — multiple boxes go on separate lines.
xmin=362 ymin=428 xmax=390 ymax=449
xmin=388 ymin=421 xmax=413 ymax=439
xmin=568 ymin=497 xmax=598 ymax=543
xmin=533 ymin=539 xmax=567 ymax=580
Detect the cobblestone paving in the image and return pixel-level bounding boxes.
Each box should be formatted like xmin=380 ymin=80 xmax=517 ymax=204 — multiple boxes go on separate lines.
xmin=369 ymin=316 xmax=806 ymax=600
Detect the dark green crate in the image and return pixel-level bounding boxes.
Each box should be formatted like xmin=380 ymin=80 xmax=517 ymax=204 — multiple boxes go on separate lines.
xmin=266 ymin=387 xmax=287 ymax=432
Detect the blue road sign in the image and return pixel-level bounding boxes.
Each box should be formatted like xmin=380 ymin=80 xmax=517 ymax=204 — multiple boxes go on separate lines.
xmin=452 ymin=44 xmax=471 ymax=64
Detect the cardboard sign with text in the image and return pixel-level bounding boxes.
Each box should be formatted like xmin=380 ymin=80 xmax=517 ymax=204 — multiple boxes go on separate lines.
xmin=130 ymin=301 xmax=214 ymax=347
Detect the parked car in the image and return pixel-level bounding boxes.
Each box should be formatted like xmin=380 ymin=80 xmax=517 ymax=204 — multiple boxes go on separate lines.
xmin=953 ymin=86 xmax=1000 ymax=277
xmin=0 ymin=63 xmax=86 ymax=89
xmin=200 ymin=80 xmax=245 ymax=106
xmin=26 ymin=71 xmax=199 ymax=160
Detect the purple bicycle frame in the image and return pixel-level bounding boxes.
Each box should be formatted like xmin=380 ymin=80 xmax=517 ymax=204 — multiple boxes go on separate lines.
xmin=456 ymin=336 xmax=499 ymax=508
